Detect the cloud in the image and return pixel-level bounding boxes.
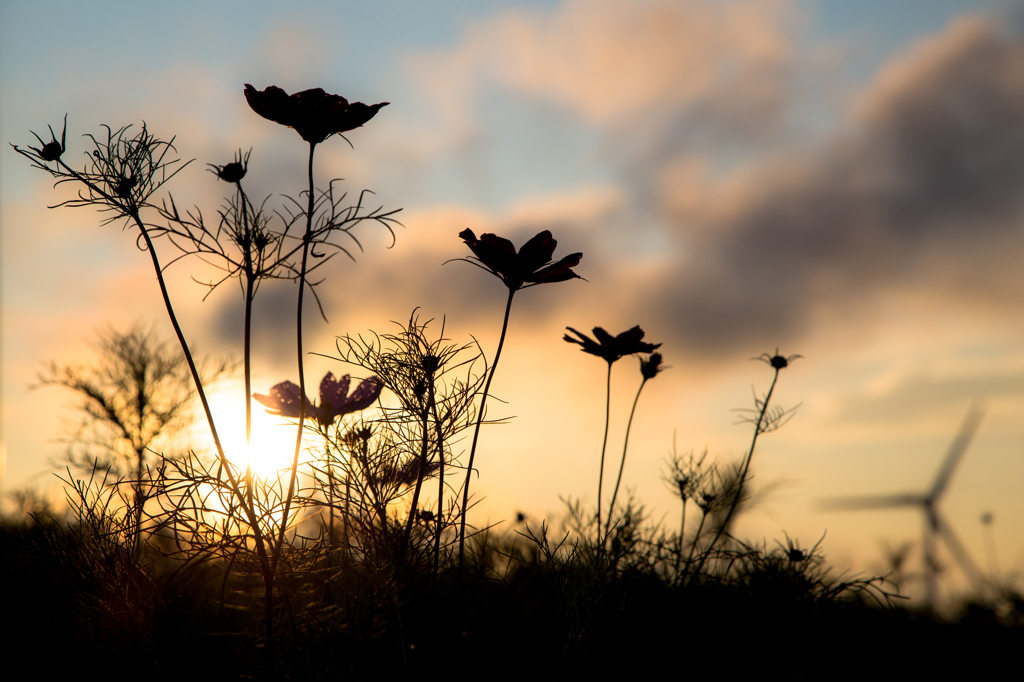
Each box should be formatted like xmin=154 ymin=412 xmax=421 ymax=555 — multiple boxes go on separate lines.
xmin=648 ymin=17 xmax=1024 ymax=357
xmin=410 ymin=0 xmax=798 ymax=142
xmin=400 ymin=4 xmax=1023 ymax=366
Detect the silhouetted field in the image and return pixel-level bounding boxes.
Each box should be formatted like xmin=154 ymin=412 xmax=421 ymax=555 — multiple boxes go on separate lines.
xmin=3 ymin=512 xmax=1020 ymax=681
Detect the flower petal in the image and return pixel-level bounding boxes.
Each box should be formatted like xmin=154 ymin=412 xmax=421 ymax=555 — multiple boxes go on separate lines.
xmin=253 ymin=380 xmax=308 ymax=418
xmin=527 ymin=252 xmax=582 ymax=283
xmin=517 ymin=230 xmax=557 ymax=274
xmin=462 ymin=231 xmax=518 ymax=281
xmin=343 ymin=376 xmax=383 ymax=413
xmin=244 ymin=84 xmax=293 ymax=127
xmin=340 ymin=101 xmax=389 ymax=131
xmin=593 ymin=327 xmax=616 ymax=346
xmin=319 ymin=372 xmax=351 ymax=409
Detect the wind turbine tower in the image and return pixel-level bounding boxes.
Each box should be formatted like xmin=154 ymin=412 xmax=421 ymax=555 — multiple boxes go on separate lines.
xmin=821 ymin=405 xmax=986 ymax=609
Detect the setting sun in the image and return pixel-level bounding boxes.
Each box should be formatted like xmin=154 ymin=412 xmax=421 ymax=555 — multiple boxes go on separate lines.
xmin=205 ymin=381 xmax=322 ymax=479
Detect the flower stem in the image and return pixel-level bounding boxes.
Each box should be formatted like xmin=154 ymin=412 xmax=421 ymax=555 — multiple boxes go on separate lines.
xmin=674 ymin=498 xmax=687 ymax=582
xmin=403 ymin=381 xmax=436 ymax=552
xmin=682 ymin=510 xmax=707 ymax=585
xmin=432 ymin=398 xmax=446 ymax=582
xmin=596 ymin=360 xmax=612 ymax=533
xmin=239 ymin=180 xmax=256 ymax=512
xmin=275 ymin=140 xmax=318 ymax=568
xmin=458 ymin=287 xmax=516 ymax=571
xmin=698 ymin=367 xmax=781 ymax=573
xmin=131 ymin=212 xmax=275 ymax=631
xmin=605 ymin=376 xmax=648 ymax=540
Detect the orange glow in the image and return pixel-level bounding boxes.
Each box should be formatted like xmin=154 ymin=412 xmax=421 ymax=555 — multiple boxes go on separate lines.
xmin=205 ymin=382 xmax=321 ymax=480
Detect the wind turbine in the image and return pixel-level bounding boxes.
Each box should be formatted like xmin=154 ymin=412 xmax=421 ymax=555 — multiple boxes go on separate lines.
xmin=820 ymin=405 xmax=986 ymax=610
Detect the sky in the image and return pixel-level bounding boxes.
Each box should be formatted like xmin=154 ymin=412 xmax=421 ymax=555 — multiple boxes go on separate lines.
xmin=2 ymin=0 xmax=1022 ymax=607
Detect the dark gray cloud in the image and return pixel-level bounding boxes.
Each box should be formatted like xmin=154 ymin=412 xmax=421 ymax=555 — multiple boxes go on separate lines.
xmin=646 ymin=18 xmax=1024 ymax=358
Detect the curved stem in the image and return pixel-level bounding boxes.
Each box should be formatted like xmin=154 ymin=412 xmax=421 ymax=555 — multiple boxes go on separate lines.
xmin=674 ymin=498 xmax=687 ymax=582
xmin=682 ymin=512 xmax=708 ymax=585
xmin=699 ymin=368 xmax=780 ymax=574
xmin=275 ymin=140 xmax=318 ymax=568
xmin=132 ymin=215 xmax=272 ymax=572
xmin=239 ymin=180 xmax=256 ymax=512
xmin=458 ymin=287 xmax=516 ymax=571
xmin=53 ymin=158 xmax=278 ymax=655
xmin=432 ymin=397 xmax=446 ymax=581
xmin=403 ymin=382 xmax=436 ymax=552
xmin=595 ymin=361 xmax=613 ymax=533
xmin=605 ymin=376 xmax=648 ymax=540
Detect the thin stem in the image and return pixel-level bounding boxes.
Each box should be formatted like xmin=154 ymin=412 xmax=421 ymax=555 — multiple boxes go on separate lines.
xmin=51 ymin=156 xmax=279 ymax=660
xmin=239 ymin=179 xmax=254 ymax=447
xmin=135 ymin=214 xmax=275 ymax=632
xmin=403 ymin=381 xmax=436 ymax=552
xmin=133 ymin=445 xmax=144 ymax=560
xmin=605 ymin=376 xmax=648 ymax=540
xmin=596 ymin=361 xmax=613 ymax=533
xmin=674 ymin=498 xmax=687 ymax=581
xmin=458 ymin=287 xmax=516 ymax=571
xmin=698 ymin=367 xmax=781 ymax=573
xmin=240 ymin=180 xmax=256 ymax=514
xmin=275 ymin=140 xmax=318 ymax=569
xmin=432 ymin=397 xmax=446 ymax=582
xmin=682 ymin=511 xmax=708 ymax=585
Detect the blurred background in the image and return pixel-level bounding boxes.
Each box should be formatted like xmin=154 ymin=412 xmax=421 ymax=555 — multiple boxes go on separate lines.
xmin=2 ymin=0 xmax=1022 ymax=605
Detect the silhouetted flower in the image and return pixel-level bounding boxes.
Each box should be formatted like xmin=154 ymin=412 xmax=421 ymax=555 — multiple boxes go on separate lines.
xmin=254 ymin=372 xmax=382 ymax=426
xmin=459 ymin=228 xmax=582 ymax=291
xmin=26 ymin=115 xmax=67 ymax=162
xmin=243 ymin=84 xmax=388 ymax=144
xmin=639 ymin=352 xmax=664 ymax=380
xmin=564 ymin=326 xmax=661 ymax=364
xmin=755 ymin=348 xmax=802 ymax=370
xmin=208 ymin=149 xmax=250 ymax=183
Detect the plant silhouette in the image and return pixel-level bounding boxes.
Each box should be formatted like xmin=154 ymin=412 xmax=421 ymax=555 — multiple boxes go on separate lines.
xmin=33 ymin=323 xmax=230 ymax=555
xmin=16 ymin=84 xmax=1003 ymax=680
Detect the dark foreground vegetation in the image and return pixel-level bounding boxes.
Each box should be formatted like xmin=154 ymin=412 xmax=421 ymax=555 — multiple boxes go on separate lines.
xmin=3 ymin=509 xmax=1021 ymax=681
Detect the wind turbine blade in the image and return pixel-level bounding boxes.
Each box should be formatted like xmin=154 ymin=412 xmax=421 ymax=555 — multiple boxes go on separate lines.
xmin=929 ymin=404 xmax=985 ymax=501
xmin=935 ymin=513 xmax=985 ymax=587
xmin=818 ymin=493 xmax=925 ymax=511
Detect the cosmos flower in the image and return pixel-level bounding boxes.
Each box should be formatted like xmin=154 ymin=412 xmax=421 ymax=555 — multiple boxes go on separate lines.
xmin=243 ymin=84 xmax=388 ymax=144
xmin=459 ymin=228 xmax=582 ymax=291
xmin=563 ymin=326 xmax=661 ymax=364
xmin=254 ymin=372 xmax=382 ymax=426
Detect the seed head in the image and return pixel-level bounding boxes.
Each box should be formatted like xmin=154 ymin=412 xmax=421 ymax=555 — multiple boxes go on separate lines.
xmin=640 ymin=352 xmax=665 ymax=379
xmin=755 ymin=348 xmax=802 ymax=370
xmin=208 ymin=149 xmax=250 ymax=183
